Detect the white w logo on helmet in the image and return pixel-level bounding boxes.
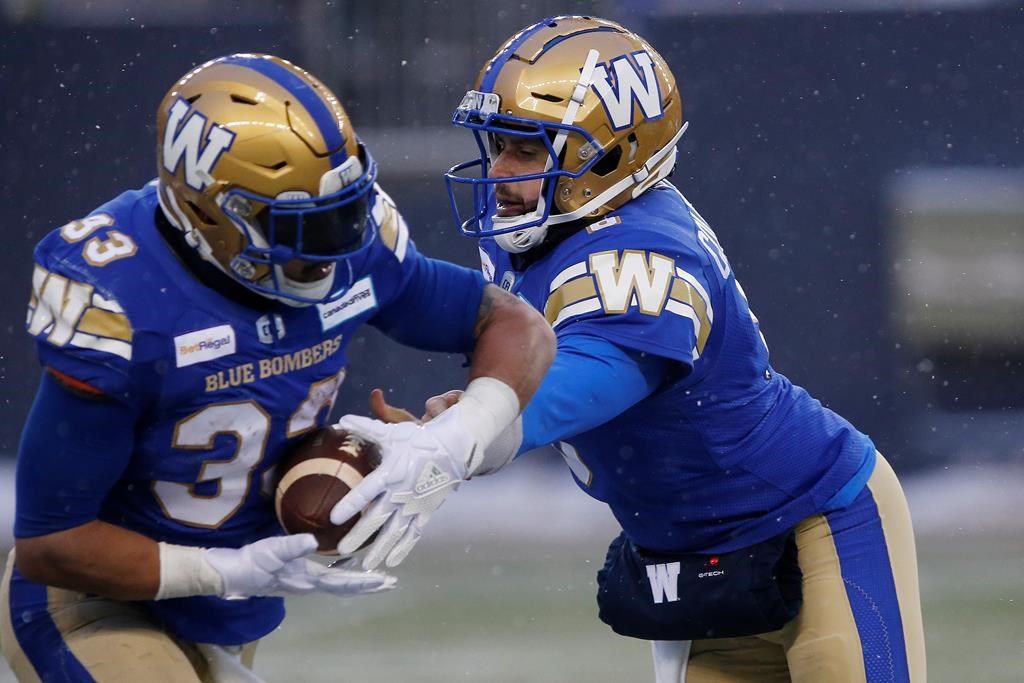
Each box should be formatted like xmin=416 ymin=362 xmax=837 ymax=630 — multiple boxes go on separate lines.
xmin=590 ymin=51 xmax=664 ymax=131
xmin=162 ymin=98 xmax=236 ymax=191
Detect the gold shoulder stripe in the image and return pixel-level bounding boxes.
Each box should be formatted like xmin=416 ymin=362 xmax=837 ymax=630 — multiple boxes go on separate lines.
xmin=544 ymin=275 xmax=597 ymax=325
xmin=372 ymin=186 xmax=409 ymax=261
xmin=378 ymin=200 xmax=398 ymax=251
xmin=77 ymin=307 xmax=132 ymax=342
xmin=549 ymin=261 xmax=588 ymax=292
xmin=669 ymin=278 xmax=711 ymax=353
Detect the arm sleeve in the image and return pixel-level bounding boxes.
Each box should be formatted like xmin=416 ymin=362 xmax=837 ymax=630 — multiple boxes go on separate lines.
xmin=14 ymin=370 xmax=139 ymax=538
xmin=518 ymin=333 xmax=669 ymax=453
xmin=369 ymin=253 xmax=487 ymax=353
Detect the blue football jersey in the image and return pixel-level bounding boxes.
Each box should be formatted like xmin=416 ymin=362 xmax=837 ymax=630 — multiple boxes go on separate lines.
xmin=20 ymin=181 xmax=436 ymax=644
xmin=480 ymin=181 xmax=875 ymax=554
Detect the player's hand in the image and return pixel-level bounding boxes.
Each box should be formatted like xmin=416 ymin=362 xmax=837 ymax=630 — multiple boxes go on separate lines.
xmin=368 ymin=388 xmax=420 ymax=424
xmin=369 ymin=387 xmax=463 ymax=424
xmin=329 ymin=405 xmax=477 ymax=569
xmin=204 ymin=533 xmax=396 ymax=599
xmin=422 ymin=390 xmax=463 ymax=422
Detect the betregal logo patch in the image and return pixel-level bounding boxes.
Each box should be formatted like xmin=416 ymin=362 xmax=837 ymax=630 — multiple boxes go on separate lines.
xmin=174 ymin=324 xmax=236 ymax=367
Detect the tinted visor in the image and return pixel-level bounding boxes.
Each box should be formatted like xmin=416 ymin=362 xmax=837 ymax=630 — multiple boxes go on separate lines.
xmin=260 ymin=193 xmax=370 ymax=257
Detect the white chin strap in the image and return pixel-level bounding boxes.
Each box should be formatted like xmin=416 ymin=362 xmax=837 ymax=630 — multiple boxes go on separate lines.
xmin=262 ymin=264 xmax=339 ymax=308
xmin=493 ymin=221 xmax=549 ymax=254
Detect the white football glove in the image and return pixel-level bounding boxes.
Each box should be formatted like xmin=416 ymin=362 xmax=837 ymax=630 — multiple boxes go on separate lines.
xmin=208 ymin=533 xmax=396 ymax=599
xmin=329 ymin=405 xmax=474 ymax=570
xmin=331 ymin=377 xmax=521 ymax=570
xmin=157 ymin=533 xmax=396 ymax=600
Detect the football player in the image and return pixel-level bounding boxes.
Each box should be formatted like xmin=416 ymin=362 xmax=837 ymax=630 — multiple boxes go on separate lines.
xmin=331 ymin=16 xmax=927 ymax=683
xmin=1 ymin=54 xmax=554 ymax=682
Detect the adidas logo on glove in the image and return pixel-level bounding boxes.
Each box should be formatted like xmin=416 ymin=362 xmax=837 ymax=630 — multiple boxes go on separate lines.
xmin=414 ymin=464 xmax=452 ymax=495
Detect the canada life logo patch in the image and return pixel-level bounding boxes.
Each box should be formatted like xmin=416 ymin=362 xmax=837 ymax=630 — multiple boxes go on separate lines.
xmin=174 ymin=324 xmax=236 ymax=367
xmin=317 ymin=277 xmax=377 ymax=331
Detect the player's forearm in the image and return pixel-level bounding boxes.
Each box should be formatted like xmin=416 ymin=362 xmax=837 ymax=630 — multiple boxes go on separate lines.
xmin=15 ymin=519 xmax=160 ymax=600
xmin=468 ymin=284 xmax=555 ymax=406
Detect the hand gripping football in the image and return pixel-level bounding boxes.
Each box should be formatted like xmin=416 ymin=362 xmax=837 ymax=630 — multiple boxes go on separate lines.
xmin=274 ymin=426 xmax=381 ymax=554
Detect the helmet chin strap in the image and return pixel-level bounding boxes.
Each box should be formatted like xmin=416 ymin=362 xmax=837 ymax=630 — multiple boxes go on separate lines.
xmin=262 ymin=263 xmax=340 ymax=308
xmin=493 ymin=221 xmax=549 ymax=254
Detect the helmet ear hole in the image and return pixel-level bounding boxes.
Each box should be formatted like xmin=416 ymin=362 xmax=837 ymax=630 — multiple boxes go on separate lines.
xmin=591 ymin=145 xmax=623 ymax=177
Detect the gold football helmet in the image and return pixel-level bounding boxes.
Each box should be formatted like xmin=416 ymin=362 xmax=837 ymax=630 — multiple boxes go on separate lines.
xmin=444 ymin=16 xmax=686 ymax=253
xmin=156 ymin=53 xmax=377 ymax=304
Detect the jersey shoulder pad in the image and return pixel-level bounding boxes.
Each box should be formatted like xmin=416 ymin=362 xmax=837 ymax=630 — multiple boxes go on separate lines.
xmin=537 ymin=194 xmax=723 ymax=363
xmin=541 ymin=216 xmax=712 ymax=325
xmin=27 ymin=188 xmax=158 ymax=367
xmin=370 ymin=184 xmax=411 ymax=263
xmin=349 ymin=184 xmax=423 ymax=313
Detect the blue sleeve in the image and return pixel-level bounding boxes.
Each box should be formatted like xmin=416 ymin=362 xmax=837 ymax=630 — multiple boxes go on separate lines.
xmin=14 ymin=371 xmax=138 ymax=538
xmin=369 ymin=254 xmax=486 ymax=353
xmin=519 ymin=333 xmax=668 ymax=453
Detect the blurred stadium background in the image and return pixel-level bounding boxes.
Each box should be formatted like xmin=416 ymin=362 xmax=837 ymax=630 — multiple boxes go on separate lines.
xmin=0 ymin=0 xmax=1022 ymax=680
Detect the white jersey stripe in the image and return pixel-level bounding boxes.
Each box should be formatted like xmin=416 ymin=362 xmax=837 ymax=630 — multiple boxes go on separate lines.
xmin=91 ymin=292 xmax=125 ymax=313
xmin=675 ymin=267 xmax=713 ymax=323
xmin=69 ymin=331 xmax=132 ymax=360
xmin=552 ymin=297 xmax=601 ymax=329
xmin=549 ymin=261 xmax=588 ymax=292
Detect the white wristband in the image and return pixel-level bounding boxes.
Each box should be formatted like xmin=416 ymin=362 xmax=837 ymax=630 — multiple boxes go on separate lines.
xmin=476 ymin=414 xmax=524 ymax=476
xmin=156 ymin=542 xmax=226 ymax=600
xmin=455 ymin=377 xmax=521 ymax=474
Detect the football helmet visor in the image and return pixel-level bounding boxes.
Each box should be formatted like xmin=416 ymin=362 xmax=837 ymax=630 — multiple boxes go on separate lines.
xmin=444 ymin=16 xmax=685 ymax=254
xmin=156 ymin=53 xmax=378 ymax=305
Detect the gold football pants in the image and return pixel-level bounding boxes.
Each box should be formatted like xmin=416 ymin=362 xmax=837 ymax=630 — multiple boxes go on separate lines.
xmin=0 ymin=550 xmax=258 ymax=683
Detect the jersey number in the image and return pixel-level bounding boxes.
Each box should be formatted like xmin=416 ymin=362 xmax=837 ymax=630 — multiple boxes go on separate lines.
xmin=59 ymin=213 xmax=138 ymax=266
xmin=152 ymin=370 xmax=345 ymax=527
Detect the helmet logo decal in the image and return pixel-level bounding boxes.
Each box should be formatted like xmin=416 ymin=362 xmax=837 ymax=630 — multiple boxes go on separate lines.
xmin=455 ymin=90 xmax=500 ymax=122
xmin=590 ymin=51 xmax=663 ymax=131
xmin=162 ymin=97 xmax=236 ymax=192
